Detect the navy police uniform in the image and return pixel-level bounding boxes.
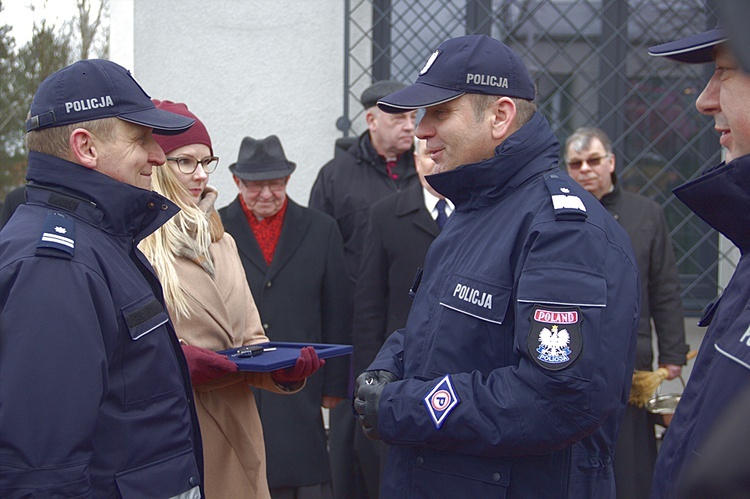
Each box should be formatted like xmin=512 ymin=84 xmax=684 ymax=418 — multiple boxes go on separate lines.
xmin=652 ymin=155 xmax=750 ymax=498
xmin=368 ymin=112 xmax=640 ymax=497
xmin=0 ymin=152 xmax=203 ymax=497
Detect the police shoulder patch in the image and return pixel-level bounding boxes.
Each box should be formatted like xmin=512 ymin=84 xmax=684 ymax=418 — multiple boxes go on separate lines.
xmin=423 ymin=374 xmax=460 ymax=430
xmin=36 ymin=212 xmax=76 ymax=259
xmin=544 ymin=173 xmax=588 ymax=222
xmin=527 ymin=304 xmax=583 ymax=371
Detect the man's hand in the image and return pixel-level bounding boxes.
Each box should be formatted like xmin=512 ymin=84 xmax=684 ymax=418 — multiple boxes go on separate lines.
xmin=181 ymin=344 xmax=238 ymax=385
xmin=271 ymin=346 xmax=325 ymax=384
xmin=353 ymin=370 xmax=398 ymax=440
xmin=322 ymin=395 xmax=342 ymax=409
xmin=659 ymin=364 xmax=683 ymax=380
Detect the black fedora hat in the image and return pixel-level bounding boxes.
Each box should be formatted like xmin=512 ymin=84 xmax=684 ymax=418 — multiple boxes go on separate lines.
xmin=228 ymin=135 xmax=296 ymax=181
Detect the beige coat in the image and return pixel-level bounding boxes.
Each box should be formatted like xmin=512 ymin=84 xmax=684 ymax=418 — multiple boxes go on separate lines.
xmin=170 ymin=211 xmax=294 ymax=499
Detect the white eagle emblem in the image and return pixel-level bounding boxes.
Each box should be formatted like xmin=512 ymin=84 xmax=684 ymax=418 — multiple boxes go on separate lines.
xmin=537 ymin=324 xmax=572 ymax=364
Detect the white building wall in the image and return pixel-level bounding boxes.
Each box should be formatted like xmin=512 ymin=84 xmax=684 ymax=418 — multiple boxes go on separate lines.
xmin=111 ymin=0 xmax=345 ymax=209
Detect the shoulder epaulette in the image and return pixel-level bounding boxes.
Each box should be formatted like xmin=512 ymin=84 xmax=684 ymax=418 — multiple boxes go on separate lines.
xmin=543 ymin=173 xmax=588 ymax=222
xmin=36 ymin=212 xmax=76 ymax=259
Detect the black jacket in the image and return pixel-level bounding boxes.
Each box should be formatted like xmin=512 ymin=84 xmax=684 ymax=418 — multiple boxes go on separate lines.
xmin=599 ymin=184 xmax=688 ymax=370
xmin=309 ymin=131 xmax=419 ymax=281
xmin=219 ymin=196 xmax=352 ymax=488
xmin=352 ymin=182 xmax=440 ymax=375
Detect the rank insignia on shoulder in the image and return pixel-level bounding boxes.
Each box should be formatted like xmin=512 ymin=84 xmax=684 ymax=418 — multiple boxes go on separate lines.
xmin=36 ymin=212 xmax=76 ymax=259
xmin=544 ymin=173 xmax=588 ymax=221
xmin=527 ymin=304 xmax=583 ymax=371
xmin=423 ymin=374 xmax=460 ymax=430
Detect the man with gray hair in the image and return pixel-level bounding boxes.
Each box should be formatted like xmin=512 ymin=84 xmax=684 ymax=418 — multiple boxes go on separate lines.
xmin=564 ymin=126 xmax=688 ymax=499
xmin=0 ymin=59 xmax=203 ymax=497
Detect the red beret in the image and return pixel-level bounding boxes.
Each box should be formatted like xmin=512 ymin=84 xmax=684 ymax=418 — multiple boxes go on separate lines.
xmin=151 ymin=99 xmax=213 ymax=156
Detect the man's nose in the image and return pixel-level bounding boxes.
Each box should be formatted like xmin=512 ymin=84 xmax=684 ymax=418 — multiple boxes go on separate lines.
xmin=696 ymin=74 xmax=720 ymax=117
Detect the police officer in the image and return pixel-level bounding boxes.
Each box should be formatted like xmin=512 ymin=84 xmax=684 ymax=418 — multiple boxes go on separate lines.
xmin=649 ymin=25 xmax=750 ymax=499
xmin=353 ymin=35 xmax=640 ymax=497
xmin=0 ymin=60 xmax=203 ymax=497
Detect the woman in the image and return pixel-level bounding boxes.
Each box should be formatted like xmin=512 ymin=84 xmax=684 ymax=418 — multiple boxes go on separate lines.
xmin=140 ymin=100 xmax=323 ymax=498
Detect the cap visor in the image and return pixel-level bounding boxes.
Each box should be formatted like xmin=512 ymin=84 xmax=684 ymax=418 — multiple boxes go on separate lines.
xmin=377 ymin=82 xmax=464 ymax=113
xmin=648 ymin=28 xmax=727 ymax=63
xmin=119 ymin=108 xmax=196 ymax=135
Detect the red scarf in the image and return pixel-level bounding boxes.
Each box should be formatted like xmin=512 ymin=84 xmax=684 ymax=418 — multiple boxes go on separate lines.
xmin=240 ymin=196 xmax=288 ymax=266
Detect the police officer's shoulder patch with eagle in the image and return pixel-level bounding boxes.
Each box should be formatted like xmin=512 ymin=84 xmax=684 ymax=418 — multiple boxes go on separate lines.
xmin=527 ymin=304 xmax=583 ymax=371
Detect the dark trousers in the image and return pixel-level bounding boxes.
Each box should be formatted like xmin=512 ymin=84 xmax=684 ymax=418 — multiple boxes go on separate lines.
xmin=614 ymin=404 xmax=658 ymax=499
xmin=329 ymin=403 xmax=368 ymax=499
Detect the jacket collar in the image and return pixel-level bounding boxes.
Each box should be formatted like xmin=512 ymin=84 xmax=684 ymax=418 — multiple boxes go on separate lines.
xmin=426 ymin=112 xmax=560 ymax=209
xmin=351 ymin=131 xmax=418 ymax=181
xmin=598 ymin=181 xmax=621 ymax=210
xmin=25 ymin=151 xmax=179 ymax=242
xmin=673 ymin=154 xmax=750 ymax=252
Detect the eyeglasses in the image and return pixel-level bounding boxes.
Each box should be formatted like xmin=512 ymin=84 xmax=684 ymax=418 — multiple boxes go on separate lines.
xmin=566 ymin=155 xmax=610 ymax=170
xmin=240 ymin=178 xmax=288 ymax=194
xmin=166 ymin=156 xmax=219 ymax=174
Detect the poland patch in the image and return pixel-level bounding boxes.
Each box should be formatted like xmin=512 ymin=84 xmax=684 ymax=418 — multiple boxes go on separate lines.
xmin=423 ymin=374 xmax=460 ymax=429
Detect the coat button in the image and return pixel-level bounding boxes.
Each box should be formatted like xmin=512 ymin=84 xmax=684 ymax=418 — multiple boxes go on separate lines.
xmin=147 ymin=201 xmax=156 ymax=209
xmin=266 ymin=281 xmax=272 ymax=288
xmin=263 ymin=323 xmax=270 ymax=330
xmin=161 ymin=204 xmax=169 ymax=211
xmin=189 ymin=476 xmax=199 ymax=486
xmin=415 ymin=456 xmax=424 ymax=466
xmin=492 ymin=472 xmax=501 ymax=482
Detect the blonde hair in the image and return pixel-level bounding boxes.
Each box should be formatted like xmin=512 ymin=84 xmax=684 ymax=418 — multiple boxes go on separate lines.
xmin=139 ymin=163 xmax=214 ymax=320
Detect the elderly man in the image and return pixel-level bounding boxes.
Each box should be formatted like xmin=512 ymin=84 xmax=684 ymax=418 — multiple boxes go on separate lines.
xmin=649 ymin=25 xmax=750 ymax=499
xmin=0 ymin=60 xmax=203 ymax=497
xmin=353 ymin=35 xmax=640 ymax=497
xmin=310 ymin=80 xmax=419 ymax=499
xmin=564 ymin=127 xmax=688 ymax=499
xmin=219 ymin=135 xmax=351 ymax=499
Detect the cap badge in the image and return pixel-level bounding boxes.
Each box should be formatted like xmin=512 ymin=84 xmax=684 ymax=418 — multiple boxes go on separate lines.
xmin=420 ymin=49 xmax=441 ymax=75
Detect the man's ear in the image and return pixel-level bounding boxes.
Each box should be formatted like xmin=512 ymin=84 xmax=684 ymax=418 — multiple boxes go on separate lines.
xmin=365 ymin=108 xmax=378 ymax=130
xmin=69 ymin=128 xmax=98 ymax=169
xmin=489 ymin=97 xmax=517 ymax=141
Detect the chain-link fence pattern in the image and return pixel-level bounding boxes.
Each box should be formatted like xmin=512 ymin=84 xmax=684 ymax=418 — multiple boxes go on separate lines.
xmin=339 ymin=0 xmax=725 ymax=313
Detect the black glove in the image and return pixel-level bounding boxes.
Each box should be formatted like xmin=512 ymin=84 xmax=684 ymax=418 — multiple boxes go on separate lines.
xmin=353 ymin=370 xmax=398 ymax=440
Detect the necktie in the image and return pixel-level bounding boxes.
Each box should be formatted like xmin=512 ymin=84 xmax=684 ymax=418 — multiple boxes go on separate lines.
xmin=435 ymin=199 xmax=448 ymax=229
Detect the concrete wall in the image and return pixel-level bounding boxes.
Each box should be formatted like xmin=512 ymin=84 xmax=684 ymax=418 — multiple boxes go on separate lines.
xmin=110 ymin=0 xmax=345 ymax=209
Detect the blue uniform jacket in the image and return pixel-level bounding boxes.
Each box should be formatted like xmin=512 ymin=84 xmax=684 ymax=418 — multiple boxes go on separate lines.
xmin=652 ymin=155 xmax=750 ymax=498
xmin=0 ymin=153 xmax=203 ymax=497
xmin=369 ymin=113 xmax=640 ymax=498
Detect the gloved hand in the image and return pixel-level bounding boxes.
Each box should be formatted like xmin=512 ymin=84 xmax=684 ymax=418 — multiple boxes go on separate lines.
xmin=271 ymin=346 xmax=325 ymax=384
xmin=353 ymin=370 xmax=398 ymax=440
xmin=181 ymin=344 xmax=238 ymax=385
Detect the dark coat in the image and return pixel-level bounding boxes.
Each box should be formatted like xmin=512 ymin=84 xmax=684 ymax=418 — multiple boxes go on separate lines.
xmin=600 ymin=184 xmax=688 ymax=499
xmin=0 ymin=185 xmax=26 ymax=229
xmin=353 ymin=182 xmax=440 ymax=376
xmin=219 ymin=196 xmax=352 ymax=488
xmin=309 ymin=131 xmax=419 ymax=281
xmin=600 ymin=184 xmax=688 ymax=371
